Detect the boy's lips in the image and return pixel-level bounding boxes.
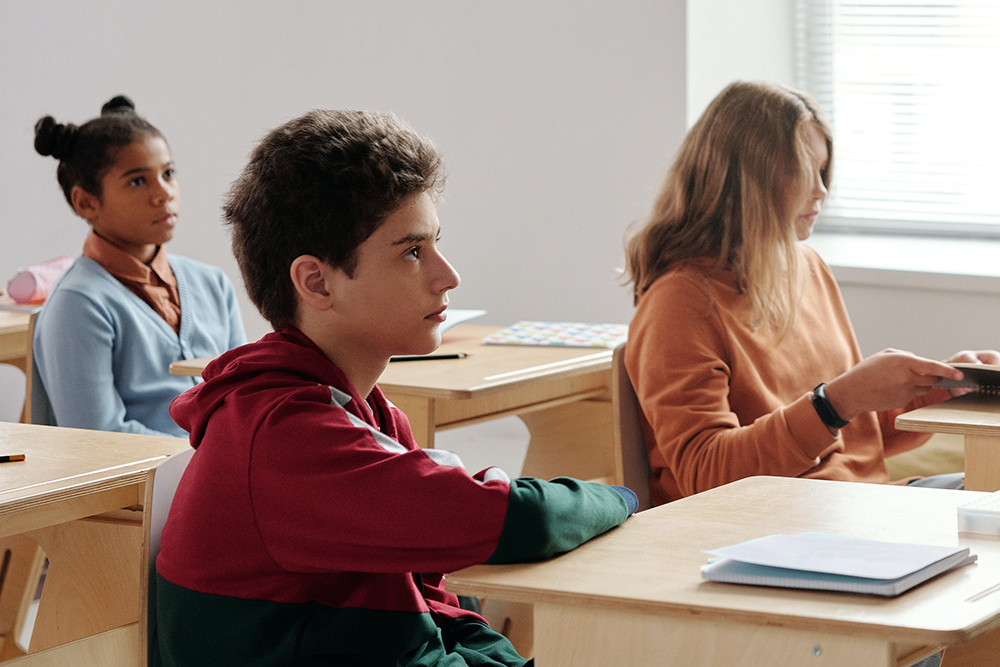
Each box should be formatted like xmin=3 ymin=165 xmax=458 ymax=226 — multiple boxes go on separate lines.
xmin=425 ymin=306 xmax=447 ymax=322
xmin=156 ymin=213 xmax=178 ymax=227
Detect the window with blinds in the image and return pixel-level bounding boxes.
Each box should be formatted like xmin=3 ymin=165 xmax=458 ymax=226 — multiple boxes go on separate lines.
xmin=795 ymin=0 xmax=1000 ymax=236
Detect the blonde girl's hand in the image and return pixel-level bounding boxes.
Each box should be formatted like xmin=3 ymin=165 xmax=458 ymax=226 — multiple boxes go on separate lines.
xmin=822 ymin=349 xmax=963 ymax=423
xmin=942 ymin=349 xmax=1000 ymax=397
xmin=945 ymin=349 xmax=1000 ymax=365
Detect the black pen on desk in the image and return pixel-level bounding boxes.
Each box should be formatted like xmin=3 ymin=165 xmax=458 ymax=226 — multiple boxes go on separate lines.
xmin=390 ymin=353 xmax=469 ymax=362
xmin=0 ymin=454 xmax=25 ymax=463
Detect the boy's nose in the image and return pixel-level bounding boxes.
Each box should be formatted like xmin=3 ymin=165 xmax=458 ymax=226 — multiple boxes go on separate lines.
xmin=438 ymin=255 xmax=461 ymax=292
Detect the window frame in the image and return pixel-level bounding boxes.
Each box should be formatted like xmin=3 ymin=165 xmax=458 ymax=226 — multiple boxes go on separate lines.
xmin=795 ymin=0 xmax=1000 ymax=239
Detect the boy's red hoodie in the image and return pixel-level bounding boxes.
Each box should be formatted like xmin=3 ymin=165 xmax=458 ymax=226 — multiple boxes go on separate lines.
xmin=154 ymin=327 xmax=631 ymax=667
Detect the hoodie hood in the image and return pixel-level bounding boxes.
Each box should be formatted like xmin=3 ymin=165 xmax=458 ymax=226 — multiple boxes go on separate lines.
xmin=170 ymin=327 xmax=363 ymax=448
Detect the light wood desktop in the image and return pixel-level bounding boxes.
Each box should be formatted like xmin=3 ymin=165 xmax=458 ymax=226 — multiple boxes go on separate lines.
xmin=896 ymin=392 xmax=1000 ymax=492
xmin=446 ymin=476 xmax=1000 ymax=667
xmin=0 ymin=421 xmax=187 ymax=664
xmin=170 ymin=325 xmax=619 ymax=483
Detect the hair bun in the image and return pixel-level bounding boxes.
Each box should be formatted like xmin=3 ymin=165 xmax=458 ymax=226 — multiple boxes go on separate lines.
xmin=34 ymin=116 xmax=79 ymax=161
xmin=101 ymin=95 xmax=136 ymax=115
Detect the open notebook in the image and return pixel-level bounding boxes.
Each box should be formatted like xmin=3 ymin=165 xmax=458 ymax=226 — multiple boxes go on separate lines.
xmin=701 ymin=533 xmax=976 ymax=597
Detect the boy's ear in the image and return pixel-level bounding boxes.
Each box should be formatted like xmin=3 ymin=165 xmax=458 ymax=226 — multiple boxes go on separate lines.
xmin=289 ymin=255 xmax=341 ymax=312
xmin=70 ymin=185 xmax=100 ymax=221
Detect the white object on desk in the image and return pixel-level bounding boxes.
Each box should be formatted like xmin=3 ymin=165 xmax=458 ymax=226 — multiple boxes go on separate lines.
xmin=441 ymin=309 xmax=486 ymax=333
xmin=958 ymin=491 xmax=1000 ymax=535
xmin=701 ymin=532 xmax=976 ymax=597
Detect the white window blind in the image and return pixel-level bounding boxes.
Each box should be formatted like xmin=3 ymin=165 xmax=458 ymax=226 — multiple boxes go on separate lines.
xmin=795 ymin=0 xmax=1000 ymax=236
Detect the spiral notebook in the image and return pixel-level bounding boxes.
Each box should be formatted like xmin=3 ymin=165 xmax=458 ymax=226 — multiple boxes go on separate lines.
xmin=701 ymin=533 xmax=976 ymax=597
xmin=936 ymin=363 xmax=1000 ymax=394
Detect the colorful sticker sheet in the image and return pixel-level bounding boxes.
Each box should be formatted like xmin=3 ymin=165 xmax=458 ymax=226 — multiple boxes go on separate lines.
xmin=482 ymin=321 xmax=628 ymax=348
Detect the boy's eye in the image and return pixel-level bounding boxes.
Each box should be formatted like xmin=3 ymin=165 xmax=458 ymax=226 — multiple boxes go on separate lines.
xmin=128 ymin=176 xmax=146 ymax=187
xmin=404 ymin=246 xmax=420 ymax=260
xmin=164 ymin=168 xmax=176 ymax=180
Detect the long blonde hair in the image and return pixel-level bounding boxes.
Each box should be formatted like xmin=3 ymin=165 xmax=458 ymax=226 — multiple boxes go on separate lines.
xmin=624 ymin=81 xmax=833 ymax=336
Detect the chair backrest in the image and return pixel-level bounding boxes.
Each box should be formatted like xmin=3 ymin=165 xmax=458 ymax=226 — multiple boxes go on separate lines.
xmin=611 ymin=344 xmax=652 ymax=512
xmin=26 ymin=307 xmax=60 ymax=427
xmin=140 ymin=448 xmax=195 ymax=666
xmin=21 ymin=308 xmax=41 ymax=424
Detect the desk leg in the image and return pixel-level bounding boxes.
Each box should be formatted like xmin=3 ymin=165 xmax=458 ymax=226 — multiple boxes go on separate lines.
xmin=532 ymin=603 xmax=926 ymax=667
xmin=387 ymin=395 xmax=436 ymax=448
xmin=24 ymin=516 xmax=142 ymax=653
xmin=963 ymin=435 xmax=1000 ymax=492
xmin=520 ymin=398 xmax=615 ymax=483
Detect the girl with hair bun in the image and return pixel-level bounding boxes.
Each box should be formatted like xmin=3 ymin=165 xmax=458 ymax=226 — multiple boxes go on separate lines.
xmin=32 ymin=95 xmax=246 ymax=437
xmin=624 ymin=80 xmax=998 ymax=505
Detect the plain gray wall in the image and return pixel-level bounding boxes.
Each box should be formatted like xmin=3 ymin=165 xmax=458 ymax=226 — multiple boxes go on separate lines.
xmin=0 ymin=1 xmax=688 ymax=338
xmin=0 ymin=0 xmax=694 ymax=420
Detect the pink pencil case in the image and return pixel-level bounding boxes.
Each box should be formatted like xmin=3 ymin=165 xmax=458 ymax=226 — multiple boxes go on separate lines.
xmin=7 ymin=256 xmax=74 ymax=304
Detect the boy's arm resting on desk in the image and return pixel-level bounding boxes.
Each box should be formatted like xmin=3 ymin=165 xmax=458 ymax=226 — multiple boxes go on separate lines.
xmin=487 ymin=478 xmax=635 ymax=564
xmin=240 ymin=398 xmax=632 ymax=576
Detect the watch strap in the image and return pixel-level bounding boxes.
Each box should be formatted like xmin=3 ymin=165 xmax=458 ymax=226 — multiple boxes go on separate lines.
xmin=811 ymin=382 xmax=849 ymax=429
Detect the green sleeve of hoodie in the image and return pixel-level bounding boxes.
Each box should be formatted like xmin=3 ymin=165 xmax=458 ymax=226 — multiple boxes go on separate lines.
xmin=486 ymin=477 xmax=629 ymax=564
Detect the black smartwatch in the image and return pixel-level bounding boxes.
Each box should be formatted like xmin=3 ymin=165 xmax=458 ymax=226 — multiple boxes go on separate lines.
xmin=811 ymin=382 xmax=849 ymax=429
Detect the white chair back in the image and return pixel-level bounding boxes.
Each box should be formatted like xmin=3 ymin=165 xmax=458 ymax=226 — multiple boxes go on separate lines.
xmin=141 ymin=448 xmax=195 ymax=666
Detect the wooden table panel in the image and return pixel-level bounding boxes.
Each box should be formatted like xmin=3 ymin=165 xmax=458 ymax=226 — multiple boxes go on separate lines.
xmin=0 ymin=423 xmax=188 ymax=662
xmin=896 ymin=393 xmax=1000 ymax=491
xmin=447 ymin=477 xmax=1000 ymax=665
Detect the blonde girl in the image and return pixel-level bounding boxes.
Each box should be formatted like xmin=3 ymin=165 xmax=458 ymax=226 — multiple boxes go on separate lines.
xmin=624 ymin=81 xmax=993 ymax=505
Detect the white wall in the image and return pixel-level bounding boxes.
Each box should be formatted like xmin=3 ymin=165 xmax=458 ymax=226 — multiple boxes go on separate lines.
xmin=840 ymin=279 xmax=1000 ymax=359
xmin=0 ymin=0 xmax=687 ymax=419
xmin=687 ymin=0 xmax=796 ymax=123
xmin=807 ymin=234 xmax=1000 ymax=359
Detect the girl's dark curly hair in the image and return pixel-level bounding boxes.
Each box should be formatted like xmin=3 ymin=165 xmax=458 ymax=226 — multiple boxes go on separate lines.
xmin=34 ymin=95 xmax=164 ymax=207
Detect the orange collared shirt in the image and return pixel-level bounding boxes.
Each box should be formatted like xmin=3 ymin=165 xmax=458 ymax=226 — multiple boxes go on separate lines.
xmin=82 ymin=232 xmax=181 ymax=333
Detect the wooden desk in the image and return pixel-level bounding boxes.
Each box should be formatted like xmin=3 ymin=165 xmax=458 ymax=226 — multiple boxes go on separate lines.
xmin=0 ymin=422 xmax=188 ymax=663
xmin=0 ymin=311 xmax=30 ymax=373
xmin=170 ymin=325 xmax=618 ymax=482
xmin=896 ymin=393 xmax=1000 ymax=492
xmin=447 ymin=476 xmax=1000 ymax=667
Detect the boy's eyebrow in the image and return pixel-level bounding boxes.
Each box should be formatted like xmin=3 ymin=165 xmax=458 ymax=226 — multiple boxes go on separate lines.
xmin=390 ymin=228 xmax=441 ymax=246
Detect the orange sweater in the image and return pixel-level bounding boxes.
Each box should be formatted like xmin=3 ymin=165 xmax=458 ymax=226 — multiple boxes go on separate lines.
xmin=626 ymin=246 xmax=935 ymax=506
